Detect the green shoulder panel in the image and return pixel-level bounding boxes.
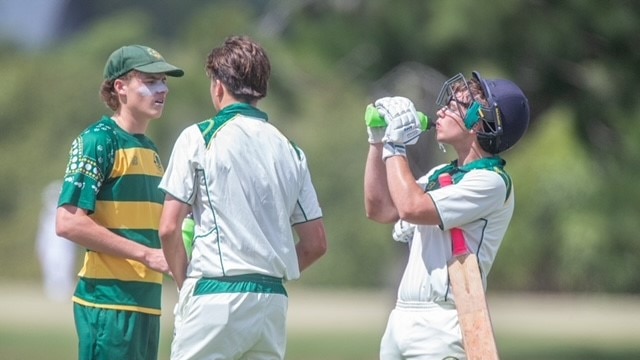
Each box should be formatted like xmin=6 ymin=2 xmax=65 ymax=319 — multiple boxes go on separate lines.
xmin=425 ymin=157 xmax=512 ymax=202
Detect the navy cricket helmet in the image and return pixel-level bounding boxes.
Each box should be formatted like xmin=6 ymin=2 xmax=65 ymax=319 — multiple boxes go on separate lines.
xmin=472 ymin=71 xmax=530 ymax=154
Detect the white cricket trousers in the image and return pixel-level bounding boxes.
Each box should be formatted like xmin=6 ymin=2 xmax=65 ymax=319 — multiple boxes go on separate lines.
xmin=170 ymin=276 xmax=288 ymax=360
xmin=380 ymin=301 xmax=466 ymax=360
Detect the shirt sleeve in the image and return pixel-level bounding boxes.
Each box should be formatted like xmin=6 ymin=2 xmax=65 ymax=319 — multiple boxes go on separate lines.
xmin=57 ymin=130 xmax=115 ymax=213
xmin=159 ymin=126 xmax=203 ymax=204
xmin=416 ymin=174 xmax=430 ymax=190
xmin=429 ymin=170 xmax=508 ymax=231
xmin=290 ymin=147 xmax=322 ymax=225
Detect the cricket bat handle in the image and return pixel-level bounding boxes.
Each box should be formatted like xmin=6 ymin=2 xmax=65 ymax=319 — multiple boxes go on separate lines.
xmin=438 ymin=174 xmax=468 ymax=256
xmin=439 ymin=173 xmax=500 ymax=359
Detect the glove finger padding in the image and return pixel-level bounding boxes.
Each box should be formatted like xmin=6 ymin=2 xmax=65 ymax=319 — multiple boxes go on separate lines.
xmin=367 ymin=126 xmax=386 ymax=144
xmin=373 ymin=97 xmax=396 ymax=121
xmin=392 ymin=219 xmax=415 ymax=243
xmin=375 ymin=97 xmax=422 ymax=145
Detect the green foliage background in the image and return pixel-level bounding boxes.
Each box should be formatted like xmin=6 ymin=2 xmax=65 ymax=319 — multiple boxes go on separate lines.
xmin=1 ymin=0 xmax=639 ymax=293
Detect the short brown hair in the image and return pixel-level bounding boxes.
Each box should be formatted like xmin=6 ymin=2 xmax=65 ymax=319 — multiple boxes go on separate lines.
xmin=452 ymin=78 xmax=488 ymax=108
xmin=205 ymin=36 xmax=270 ymax=103
xmin=99 ymin=72 xmax=136 ymax=111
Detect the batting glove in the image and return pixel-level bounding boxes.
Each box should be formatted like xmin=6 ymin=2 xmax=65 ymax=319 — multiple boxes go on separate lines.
xmin=367 ymin=127 xmax=386 ymax=144
xmin=375 ymin=97 xmax=422 ymax=146
xmin=364 ymin=104 xmax=387 ymax=144
xmin=382 ymin=142 xmax=407 ymax=161
xmin=392 ymin=219 xmax=415 ymax=243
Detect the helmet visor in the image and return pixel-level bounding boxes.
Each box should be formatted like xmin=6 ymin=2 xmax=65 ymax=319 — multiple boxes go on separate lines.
xmin=437 ymin=73 xmax=504 ymax=135
xmin=436 ymin=73 xmax=480 ymax=129
xmin=436 ymin=73 xmax=470 ymax=118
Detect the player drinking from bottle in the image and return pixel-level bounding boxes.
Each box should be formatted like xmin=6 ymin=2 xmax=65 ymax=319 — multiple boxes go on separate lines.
xmin=364 ymin=72 xmax=530 ymax=359
xmin=158 ymin=35 xmax=328 ymax=360
xmin=56 ymin=44 xmax=183 ymax=360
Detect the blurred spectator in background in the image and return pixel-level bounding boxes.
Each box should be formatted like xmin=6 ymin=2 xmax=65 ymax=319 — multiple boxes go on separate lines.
xmin=36 ymin=180 xmax=78 ymax=302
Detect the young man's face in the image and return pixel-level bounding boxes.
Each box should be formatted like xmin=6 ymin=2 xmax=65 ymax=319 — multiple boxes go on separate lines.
xmin=117 ymin=71 xmax=169 ymax=120
xmin=435 ymin=89 xmax=474 ymax=144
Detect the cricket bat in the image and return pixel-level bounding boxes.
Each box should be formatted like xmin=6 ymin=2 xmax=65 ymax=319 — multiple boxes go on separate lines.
xmin=439 ymin=173 xmax=499 ymax=360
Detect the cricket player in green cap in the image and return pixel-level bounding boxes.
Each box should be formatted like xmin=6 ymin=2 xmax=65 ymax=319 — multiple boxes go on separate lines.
xmin=56 ymin=44 xmax=183 ymax=360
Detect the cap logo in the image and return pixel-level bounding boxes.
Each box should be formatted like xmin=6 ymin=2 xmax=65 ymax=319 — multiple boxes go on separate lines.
xmin=146 ymin=47 xmax=163 ymax=60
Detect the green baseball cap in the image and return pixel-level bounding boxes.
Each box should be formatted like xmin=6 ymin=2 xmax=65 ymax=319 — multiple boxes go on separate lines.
xmin=103 ymin=45 xmax=184 ymax=81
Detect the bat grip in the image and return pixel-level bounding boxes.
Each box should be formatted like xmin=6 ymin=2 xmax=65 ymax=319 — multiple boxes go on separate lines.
xmin=438 ymin=174 xmax=469 ymax=256
xmin=450 ymin=228 xmax=468 ymax=256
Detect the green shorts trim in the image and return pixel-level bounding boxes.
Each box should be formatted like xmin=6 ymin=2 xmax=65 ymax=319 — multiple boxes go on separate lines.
xmin=194 ymin=274 xmax=287 ymax=296
xmin=73 ymin=303 xmax=160 ymax=360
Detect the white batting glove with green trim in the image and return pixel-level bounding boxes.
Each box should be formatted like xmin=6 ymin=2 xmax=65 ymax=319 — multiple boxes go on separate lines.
xmin=375 ymin=96 xmax=422 ymax=146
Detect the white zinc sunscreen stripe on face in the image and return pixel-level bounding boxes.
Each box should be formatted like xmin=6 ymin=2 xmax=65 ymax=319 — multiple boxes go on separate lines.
xmin=137 ymin=80 xmax=168 ymax=97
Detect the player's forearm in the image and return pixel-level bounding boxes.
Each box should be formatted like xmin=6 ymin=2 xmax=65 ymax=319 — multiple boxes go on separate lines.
xmin=385 ymin=157 xmax=440 ymax=225
xmin=294 ymin=219 xmax=327 ymax=272
xmin=364 ymin=144 xmax=398 ymax=223
xmin=56 ymin=205 xmax=153 ymax=263
xmin=162 ymin=239 xmax=188 ymax=289
xmin=296 ymin=241 xmax=327 ymax=272
xmin=161 ymin=232 xmax=188 ymax=289
xmin=158 ymin=196 xmax=190 ymax=287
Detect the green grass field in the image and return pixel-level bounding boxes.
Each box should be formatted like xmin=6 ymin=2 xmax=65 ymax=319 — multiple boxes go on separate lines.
xmin=2 ymin=282 xmax=640 ymax=359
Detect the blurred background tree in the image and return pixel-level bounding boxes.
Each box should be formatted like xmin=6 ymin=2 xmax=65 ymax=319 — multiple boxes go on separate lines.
xmin=1 ymin=0 xmax=639 ymax=293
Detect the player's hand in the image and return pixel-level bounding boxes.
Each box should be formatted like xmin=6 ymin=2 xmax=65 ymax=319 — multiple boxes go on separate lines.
xmin=364 ymin=104 xmax=386 ymax=144
xmin=392 ymin=219 xmax=415 ymax=243
xmin=375 ymin=96 xmax=422 ymax=146
xmin=143 ymin=248 xmax=171 ymax=274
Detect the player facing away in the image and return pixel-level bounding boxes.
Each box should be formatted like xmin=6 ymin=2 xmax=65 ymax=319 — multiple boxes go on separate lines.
xmin=158 ymin=35 xmax=328 ymax=360
xmin=55 ymin=45 xmax=183 ymax=360
xmin=364 ymin=72 xmax=530 ymax=359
